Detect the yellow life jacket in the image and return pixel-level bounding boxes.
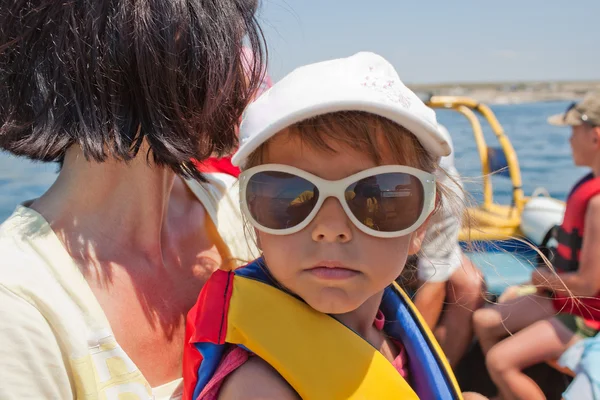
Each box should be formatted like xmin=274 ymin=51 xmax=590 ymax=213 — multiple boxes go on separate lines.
xmin=185 ymin=259 xmax=463 ymax=400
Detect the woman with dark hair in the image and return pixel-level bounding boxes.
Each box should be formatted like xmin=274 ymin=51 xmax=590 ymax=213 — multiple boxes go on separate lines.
xmin=0 ymin=1 xmax=265 ymax=398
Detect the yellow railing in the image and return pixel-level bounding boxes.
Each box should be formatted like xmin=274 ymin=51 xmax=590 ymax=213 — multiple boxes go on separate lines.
xmin=425 ymin=96 xmax=526 ymax=241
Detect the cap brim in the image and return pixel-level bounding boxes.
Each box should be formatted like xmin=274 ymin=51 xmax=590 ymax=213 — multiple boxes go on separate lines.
xmin=547 ymin=110 xmax=582 ymax=127
xmin=232 ymin=101 xmax=451 ymax=167
xmin=547 ymin=113 xmax=566 ymax=126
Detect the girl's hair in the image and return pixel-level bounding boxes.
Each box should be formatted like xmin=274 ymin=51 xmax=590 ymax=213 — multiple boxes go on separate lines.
xmin=247 ymin=111 xmax=436 ymax=168
xmin=245 ymin=111 xmax=461 ymax=214
xmin=0 ymin=0 xmax=266 ymax=180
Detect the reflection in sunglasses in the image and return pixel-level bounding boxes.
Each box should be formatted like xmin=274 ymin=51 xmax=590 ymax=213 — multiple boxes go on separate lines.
xmin=289 ymin=190 xmax=316 ymax=206
xmin=286 ymin=190 xmax=319 ymax=229
xmin=382 ymin=189 xmax=411 ymax=198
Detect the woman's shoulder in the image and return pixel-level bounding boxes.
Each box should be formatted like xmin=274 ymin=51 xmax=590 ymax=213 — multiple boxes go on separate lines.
xmin=218 ymin=356 xmax=300 ymax=400
xmin=0 ymin=208 xmax=95 ymax=397
xmin=0 ymin=205 xmax=108 ymax=336
xmin=0 ymin=204 xmax=45 ymax=240
xmin=0 ymin=208 xmax=150 ymax=399
xmin=0 ymin=205 xmax=57 ymax=278
xmin=0 ymin=283 xmax=74 ymax=399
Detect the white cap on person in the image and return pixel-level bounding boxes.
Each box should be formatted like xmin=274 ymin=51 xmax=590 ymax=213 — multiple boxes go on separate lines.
xmin=232 ymin=52 xmax=451 ymax=167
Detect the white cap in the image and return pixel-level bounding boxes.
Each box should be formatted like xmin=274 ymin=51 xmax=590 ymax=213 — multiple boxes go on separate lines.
xmin=437 ymin=124 xmax=455 ymax=172
xmin=232 ymin=52 xmax=451 ymax=167
xmin=435 ymin=123 xmax=461 ymax=187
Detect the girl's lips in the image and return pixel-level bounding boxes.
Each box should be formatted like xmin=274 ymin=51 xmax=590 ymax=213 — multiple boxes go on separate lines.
xmin=306 ymin=261 xmax=360 ymax=280
xmin=307 ymin=267 xmax=360 ymax=280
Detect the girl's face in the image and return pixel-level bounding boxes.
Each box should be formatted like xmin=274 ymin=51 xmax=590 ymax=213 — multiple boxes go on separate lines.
xmin=253 ymin=129 xmax=427 ymax=315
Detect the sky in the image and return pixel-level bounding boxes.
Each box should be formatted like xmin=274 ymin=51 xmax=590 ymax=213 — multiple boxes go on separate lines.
xmin=257 ymin=0 xmax=600 ymax=84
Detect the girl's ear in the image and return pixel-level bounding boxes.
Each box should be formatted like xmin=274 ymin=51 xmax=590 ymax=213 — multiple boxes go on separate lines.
xmin=408 ymin=224 xmax=427 ymax=255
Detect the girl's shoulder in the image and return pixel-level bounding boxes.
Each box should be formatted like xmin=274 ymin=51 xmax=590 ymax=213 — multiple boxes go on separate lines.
xmin=218 ymin=356 xmax=299 ymax=400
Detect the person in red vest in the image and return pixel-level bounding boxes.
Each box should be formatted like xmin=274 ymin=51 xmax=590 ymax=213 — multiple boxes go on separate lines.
xmin=473 ymin=91 xmax=600 ymax=400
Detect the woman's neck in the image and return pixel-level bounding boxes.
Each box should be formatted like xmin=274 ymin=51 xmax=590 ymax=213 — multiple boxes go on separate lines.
xmin=30 ymin=144 xmax=179 ymax=263
xmin=333 ymin=291 xmax=385 ymax=340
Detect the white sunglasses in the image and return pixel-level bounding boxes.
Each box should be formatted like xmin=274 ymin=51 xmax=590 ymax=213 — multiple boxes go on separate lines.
xmin=239 ymin=164 xmax=436 ymax=238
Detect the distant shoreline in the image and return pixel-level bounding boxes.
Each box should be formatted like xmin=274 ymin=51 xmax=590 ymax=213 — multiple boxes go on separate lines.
xmin=408 ymin=81 xmax=600 ymax=105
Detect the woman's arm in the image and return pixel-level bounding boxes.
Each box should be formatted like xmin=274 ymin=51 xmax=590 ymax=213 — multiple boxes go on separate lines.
xmin=533 ymin=196 xmax=600 ymax=297
xmin=218 ymin=357 xmax=300 ymax=400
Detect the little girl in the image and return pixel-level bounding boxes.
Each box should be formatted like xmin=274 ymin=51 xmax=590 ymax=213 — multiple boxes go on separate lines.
xmin=184 ymin=52 xmax=484 ymax=400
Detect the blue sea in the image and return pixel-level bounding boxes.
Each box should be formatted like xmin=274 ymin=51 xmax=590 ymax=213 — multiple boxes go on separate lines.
xmin=437 ymin=100 xmax=586 ymax=205
xmin=0 ymin=100 xmax=586 ymax=224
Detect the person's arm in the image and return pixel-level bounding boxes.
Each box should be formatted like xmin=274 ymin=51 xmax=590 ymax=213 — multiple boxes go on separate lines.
xmin=413 ymin=281 xmax=447 ymax=328
xmin=219 ymin=357 xmax=300 ymax=400
xmin=0 ymin=285 xmax=72 ymax=399
xmin=533 ymin=196 xmax=600 ymax=297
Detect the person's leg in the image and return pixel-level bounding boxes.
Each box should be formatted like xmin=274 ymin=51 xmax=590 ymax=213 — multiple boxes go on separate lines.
xmin=473 ymin=293 xmax=555 ymax=355
xmin=462 ymin=392 xmax=489 ymax=400
xmin=435 ymin=255 xmax=485 ymax=367
xmin=485 ymin=317 xmax=580 ymax=400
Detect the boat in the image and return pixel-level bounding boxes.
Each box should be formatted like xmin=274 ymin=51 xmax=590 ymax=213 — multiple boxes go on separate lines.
xmin=425 ymin=96 xmax=566 ymax=296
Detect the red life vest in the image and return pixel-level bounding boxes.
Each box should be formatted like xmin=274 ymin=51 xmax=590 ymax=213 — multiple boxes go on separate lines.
xmin=552 ymin=173 xmax=600 ymax=328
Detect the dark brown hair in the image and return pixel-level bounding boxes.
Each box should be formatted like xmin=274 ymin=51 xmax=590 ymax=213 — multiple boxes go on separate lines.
xmin=0 ymin=0 xmax=266 ymax=180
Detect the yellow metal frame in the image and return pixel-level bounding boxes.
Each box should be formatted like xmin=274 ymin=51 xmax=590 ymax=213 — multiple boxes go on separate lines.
xmin=427 ymin=97 xmax=576 ymax=377
xmin=425 ymin=96 xmax=526 ymax=241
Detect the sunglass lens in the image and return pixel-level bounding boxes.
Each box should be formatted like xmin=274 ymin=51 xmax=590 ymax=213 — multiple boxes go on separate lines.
xmin=345 ymin=173 xmax=424 ymax=232
xmin=246 ymin=171 xmax=319 ymax=230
